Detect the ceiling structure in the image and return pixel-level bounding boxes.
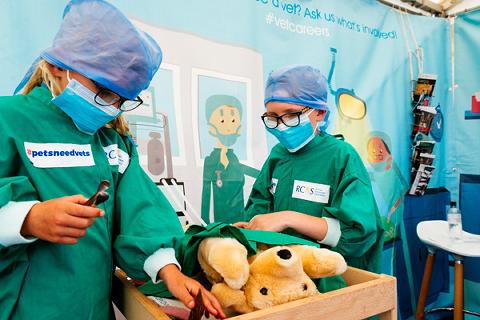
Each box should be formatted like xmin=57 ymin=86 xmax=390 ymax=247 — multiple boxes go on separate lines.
xmin=379 ymin=0 xmax=480 ymax=16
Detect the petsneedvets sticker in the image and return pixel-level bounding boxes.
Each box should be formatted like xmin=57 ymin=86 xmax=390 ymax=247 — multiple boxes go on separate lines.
xmin=292 ymin=180 xmax=330 ymax=203
xmin=24 ymin=142 xmax=95 ymax=168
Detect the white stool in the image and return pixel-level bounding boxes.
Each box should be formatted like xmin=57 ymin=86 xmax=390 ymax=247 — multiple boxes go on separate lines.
xmin=416 ymin=220 xmax=480 ymax=320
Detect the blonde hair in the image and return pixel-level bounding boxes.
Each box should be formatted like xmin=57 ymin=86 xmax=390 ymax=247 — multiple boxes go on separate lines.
xmin=21 ymin=59 xmax=132 ymax=136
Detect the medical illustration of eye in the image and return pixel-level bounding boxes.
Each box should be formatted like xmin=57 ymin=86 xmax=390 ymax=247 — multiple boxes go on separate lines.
xmin=260 ymin=287 xmax=268 ymax=295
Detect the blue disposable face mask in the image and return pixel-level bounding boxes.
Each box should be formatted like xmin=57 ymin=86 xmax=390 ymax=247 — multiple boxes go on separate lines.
xmin=51 ymin=71 xmax=122 ymax=135
xmin=267 ymin=110 xmax=315 ymax=153
xmin=209 ymin=125 xmax=241 ymax=147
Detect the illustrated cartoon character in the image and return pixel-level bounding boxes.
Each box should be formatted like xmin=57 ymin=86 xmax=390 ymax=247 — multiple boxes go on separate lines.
xmin=201 ymin=95 xmax=259 ymax=224
xmin=366 ymin=131 xmax=408 ymax=243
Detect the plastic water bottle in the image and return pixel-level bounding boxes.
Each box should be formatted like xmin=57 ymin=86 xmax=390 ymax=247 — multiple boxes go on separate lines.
xmin=447 ymin=202 xmax=462 ymax=242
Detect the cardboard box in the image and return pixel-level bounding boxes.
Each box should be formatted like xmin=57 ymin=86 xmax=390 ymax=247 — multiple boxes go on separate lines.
xmin=112 ymin=267 xmax=397 ymax=320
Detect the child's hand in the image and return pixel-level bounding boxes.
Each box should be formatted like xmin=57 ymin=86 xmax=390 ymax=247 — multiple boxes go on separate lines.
xmin=235 ymin=212 xmax=291 ymax=232
xmin=159 ymin=264 xmax=226 ymax=319
xmin=232 ymin=221 xmax=248 ymax=228
xmin=21 ymin=195 xmax=104 ymax=244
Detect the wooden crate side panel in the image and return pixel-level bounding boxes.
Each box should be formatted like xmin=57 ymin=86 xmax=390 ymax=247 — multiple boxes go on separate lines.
xmin=112 ymin=267 xmax=397 ymax=320
xmin=228 ymin=277 xmax=396 ymax=320
xmin=342 ymin=267 xmax=385 ymax=286
xmin=113 ymin=270 xmax=170 ymax=320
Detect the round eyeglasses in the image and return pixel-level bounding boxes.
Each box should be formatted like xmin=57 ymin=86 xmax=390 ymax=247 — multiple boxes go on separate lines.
xmin=261 ymin=107 xmax=310 ymax=129
xmin=94 ymin=87 xmax=143 ymax=112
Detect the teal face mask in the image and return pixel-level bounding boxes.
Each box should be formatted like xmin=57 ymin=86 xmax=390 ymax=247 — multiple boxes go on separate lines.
xmin=267 ymin=111 xmax=315 ymax=153
xmin=209 ymin=125 xmax=241 ymax=147
xmin=51 ymin=72 xmax=122 ymax=135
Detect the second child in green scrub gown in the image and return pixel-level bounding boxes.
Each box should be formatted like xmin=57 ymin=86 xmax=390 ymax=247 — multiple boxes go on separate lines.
xmin=235 ymin=65 xmax=384 ymax=281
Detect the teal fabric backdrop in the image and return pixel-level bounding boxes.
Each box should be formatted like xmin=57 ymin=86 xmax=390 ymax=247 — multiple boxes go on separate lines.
xmin=449 ymin=9 xmax=480 ymax=199
xmin=452 ymin=9 xmax=480 ymax=319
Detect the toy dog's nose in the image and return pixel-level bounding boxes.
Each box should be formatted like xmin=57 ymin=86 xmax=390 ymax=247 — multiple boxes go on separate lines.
xmin=277 ymin=249 xmax=292 ymax=260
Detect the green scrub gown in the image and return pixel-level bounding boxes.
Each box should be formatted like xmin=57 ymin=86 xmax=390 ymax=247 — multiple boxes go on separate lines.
xmin=201 ymin=149 xmax=258 ymax=224
xmin=0 ymin=86 xmax=184 ymax=319
xmin=244 ymin=133 xmax=384 ymax=274
xmin=370 ymin=163 xmax=408 ymax=243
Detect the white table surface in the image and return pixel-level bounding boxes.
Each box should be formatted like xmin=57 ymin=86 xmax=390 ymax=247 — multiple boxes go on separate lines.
xmin=417 ymin=220 xmax=480 ymax=257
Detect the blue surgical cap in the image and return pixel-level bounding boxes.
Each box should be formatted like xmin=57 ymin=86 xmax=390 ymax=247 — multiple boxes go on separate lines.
xmin=264 ymin=65 xmax=328 ymax=110
xmin=205 ymin=95 xmax=243 ymax=121
xmin=15 ymin=0 xmax=162 ymax=100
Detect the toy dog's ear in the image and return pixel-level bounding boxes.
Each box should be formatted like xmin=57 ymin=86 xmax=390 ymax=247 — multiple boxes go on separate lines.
xmin=289 ymin=245 xmax=347 ymax=278
xmin=212 ymin=283 xmax=254 ymax=314
xmin=198 ymin=237 xmax=250 ymax=289
xmin=250 ymin=246 xmax=303 ymax=278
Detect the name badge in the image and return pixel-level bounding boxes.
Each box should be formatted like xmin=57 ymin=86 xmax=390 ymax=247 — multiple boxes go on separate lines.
xmin=103 ymin=144 xmax=119 ymax=166
xmin=103 ymin=144 xmax=130 ymax=173
xmin=117 ymin=149 xmax=130 ymax=174
xmin=292 ymin=180 xmax=330 ymax=204
xmin=269 ymin=178 xmax=278 ymax=195
xmin=24 ymin=142 xmax=95 ymax=168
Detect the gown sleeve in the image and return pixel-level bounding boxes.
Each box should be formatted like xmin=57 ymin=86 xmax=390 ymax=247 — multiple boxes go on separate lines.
xmin=241 ymin=163 xmax=260 ymax=178
xmin=322 ymin=151 xmax=380 ymax=258
xmin=201 ymin=156 xmax=212 ymax=224
xmin=0 ymin=131 xmax=40 ymax=249
xmin=113 ymin=142 xmax=184 ymax=281
xmin=0 ymin=119 xmax=40 ymax=317
xmin=243 ymin=157 xmax=274 ymax=222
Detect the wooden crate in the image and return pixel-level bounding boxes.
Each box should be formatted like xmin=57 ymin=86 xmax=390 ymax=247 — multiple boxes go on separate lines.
xmin=112 ymin=267 xmax=397 ymax=320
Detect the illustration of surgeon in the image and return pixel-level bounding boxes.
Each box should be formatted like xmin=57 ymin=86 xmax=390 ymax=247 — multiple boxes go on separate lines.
xmin=366 ymin=131 xmax=408 ymax=243
xmin=201 ymin=94 xmax=259 ymax=224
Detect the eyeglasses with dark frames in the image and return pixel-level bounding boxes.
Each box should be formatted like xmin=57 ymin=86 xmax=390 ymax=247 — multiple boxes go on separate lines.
xmin=261 ymin=107 xmax=310 ymax=129
xmin=93 ymin=84 xmax=143 ymax=112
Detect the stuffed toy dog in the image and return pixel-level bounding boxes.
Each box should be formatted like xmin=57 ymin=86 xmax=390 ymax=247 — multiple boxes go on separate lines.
xmin=197 ymin=237 xmax=347 ymax=314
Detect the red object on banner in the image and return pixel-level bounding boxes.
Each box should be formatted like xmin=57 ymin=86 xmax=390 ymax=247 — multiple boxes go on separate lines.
xmin=472 ymin=95 xmax=480 ymax=113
